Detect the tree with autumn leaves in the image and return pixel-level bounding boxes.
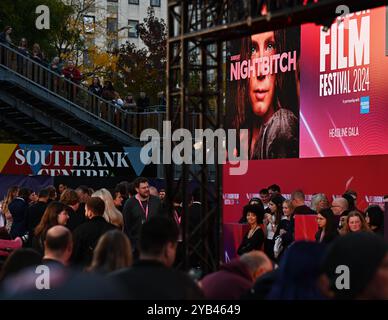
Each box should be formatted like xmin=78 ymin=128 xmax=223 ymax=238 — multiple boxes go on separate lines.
xmin=0 ymin=1 xmax=166 ymax=104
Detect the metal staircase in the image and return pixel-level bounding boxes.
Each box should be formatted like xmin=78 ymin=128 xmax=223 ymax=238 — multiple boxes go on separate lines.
xmin=0 ymin=42 xmax=164 ymax=146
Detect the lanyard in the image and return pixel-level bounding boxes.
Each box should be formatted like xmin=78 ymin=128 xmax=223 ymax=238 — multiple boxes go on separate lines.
xmin=174 ymin=210 xmax=181 ymax=225
xmin=136 ymin=194 xmax=149 ymax=221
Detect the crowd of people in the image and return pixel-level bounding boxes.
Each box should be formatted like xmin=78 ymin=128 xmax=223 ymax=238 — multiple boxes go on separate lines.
xmin=0 ymin=26 xmax=166 ymax=113
xmin=0 ymin=178 xmax=387 ymax=300
xmin=237 ymin=185 xmax=384 ymax=261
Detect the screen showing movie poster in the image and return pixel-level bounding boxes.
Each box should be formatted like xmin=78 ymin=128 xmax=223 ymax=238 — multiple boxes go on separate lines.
xmin=300 ymin=7 xmax=388 ymax=158
xmin=225 ymin=26 xmax=301 ymax=160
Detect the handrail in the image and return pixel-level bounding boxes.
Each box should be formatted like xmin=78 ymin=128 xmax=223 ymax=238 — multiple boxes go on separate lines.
xmin=0 ymin=42 xmax=118 ymax=108
xmin=0 ymin=42 xmax=168 ymax=138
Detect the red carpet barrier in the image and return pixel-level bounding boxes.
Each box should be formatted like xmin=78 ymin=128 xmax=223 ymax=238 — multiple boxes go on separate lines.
xmin=294 ymin=215 xmax=318 ymax=241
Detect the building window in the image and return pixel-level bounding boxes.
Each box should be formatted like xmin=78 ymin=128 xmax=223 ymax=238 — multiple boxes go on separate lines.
xmin=107 ymin=38 xmax=119 ymax=52
xmin=107 ymin=0 xmax=118 ymax=2
xmin=128 ymin=20 xmax=139 ymax=38
xmin=83 ymin=15 xmax=95 ymax=33
xmin=128 ymin=0 xmax=139 ymax=4
xmin=107 ymin=17 xmax=118 ymax=34
xmin=150 ymin=0 xmax=160 ymax=7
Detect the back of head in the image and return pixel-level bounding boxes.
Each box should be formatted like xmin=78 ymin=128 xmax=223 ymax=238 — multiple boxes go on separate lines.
xmin=365 ymin=205 xmax=384 ymax=229
xmin=38 ymin=188 xmax=50 ymax=199
xmin=321 ymin=232 xmax=388 ymax=299
xmin=268 ymin=184 xmax=281 ymax=194
xmin=0 ymin=249 xmax=41 ymax=282
xmin=18 ymin=188 xmax=31 ymax=202
xmin=86 ymin=197 xmax=105 ymax=217
xmin=116 ymin=181 xmax=131 ymax=197
xmin=291 ymin=190 xmax=305 ymax=202
xmin=60 ymin=189 xmax=79 ymax=206
xmin=45 ymin=225 xmax=72 ymax=254
xmin=333 ymin=197 xmax=349 ymax=211
xmin=139 ymin=216 xmax=179 ymax=257
xmin=89 ymin=230 xmax=132 ymax=273
xmin=76 ymin=185 xmax=89 ymax=195
xmin=240 ymin=251 xmax=272 ymax=279
xmin=268 ymin=241 xmax=325 ymax=300
xmin=45 ymin=185 xmax=57 ymax=200
xmin=6 ymin=186 xmax=19 ymax=201
xmin=92 ymin=189 xmax=123 ymax=227
xmin=149 ymin=186 xmax=159 ymax=197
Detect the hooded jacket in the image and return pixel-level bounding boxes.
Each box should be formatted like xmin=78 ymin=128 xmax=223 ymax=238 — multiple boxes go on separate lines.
xmin=200 ymin=259 xmax=253 ymax=299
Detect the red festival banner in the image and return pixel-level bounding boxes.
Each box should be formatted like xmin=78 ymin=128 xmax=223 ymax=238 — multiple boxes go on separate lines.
xmin=223 ymin=155 xmax=388 ymax=224
xmin=300 ymin=7 xmax=388 ymax=157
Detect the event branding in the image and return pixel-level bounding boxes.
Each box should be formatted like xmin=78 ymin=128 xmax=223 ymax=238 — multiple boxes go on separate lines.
xmin=14 ymin=149 xmax=129 ymax=176
xmin=319 ymin=10 xmax=370 ymax=97
xmin=229 ymin=51 xmax=297 ymax=81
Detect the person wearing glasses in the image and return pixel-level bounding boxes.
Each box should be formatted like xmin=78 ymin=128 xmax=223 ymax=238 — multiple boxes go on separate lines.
xmin=331 ymin=197 xmax=350 ymax=235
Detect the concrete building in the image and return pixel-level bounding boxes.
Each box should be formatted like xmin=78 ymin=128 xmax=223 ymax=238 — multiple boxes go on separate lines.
xmin=82 ymin=0 xmax=167 ymax=51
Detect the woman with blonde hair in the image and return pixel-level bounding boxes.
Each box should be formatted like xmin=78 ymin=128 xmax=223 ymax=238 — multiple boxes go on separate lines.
xmin=87 ymin=230 xmax=132 ymax=274
xmin=344 ymin=211 xmax=371 ymax=234
xmin=92 ymin=188 xmax=123 ymax=229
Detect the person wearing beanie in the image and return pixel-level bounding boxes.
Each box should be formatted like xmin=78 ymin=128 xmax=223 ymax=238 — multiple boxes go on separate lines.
xmin=267 ymin=241 xmax=326 ymax=300
xmin=320 ymin=232 xmax=388 ymax=299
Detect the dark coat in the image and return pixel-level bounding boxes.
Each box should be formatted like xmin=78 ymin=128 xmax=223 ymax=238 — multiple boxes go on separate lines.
xmin=66 ymin=206 xmax=86 ymax=231
xmin=315 ymin=228 xmax=339 ymax=244
xmin=237 ymin=226 xmax=265 ymax=256
xmin=122 ymin=195 xmax=163 ymax=245
xmin=109 ymin=260 xmax=204 ymax=300
xmin=26 ymin=201 xmax=48 ymax=236
xmin=0 ymin=32 xmax=10 ymax=44
xmin=273 ymin=217 xmax=294 ymax=260
xmin=89 ymin=84 xmax=103 ymax=96
xmin=71 ymin=216 xmax=116 ymax=267
xmin=200 ymin=259 xmax=253 ymax=299
xmin=8 ymin=198 xmax=28 ymax=238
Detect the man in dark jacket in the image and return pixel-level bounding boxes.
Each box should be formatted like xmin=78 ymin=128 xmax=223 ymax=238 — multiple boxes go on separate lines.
xmin=43 ymin=225 xmax=73 ymax=268
xmin=9 ymin=188 xmax=31 ymax=239
xmin=71 ymin=197 xmax=116 ymax=267
xmin=200 ymin=251 xmax=273 ymax=299
xmin=291 ymin=190 xmax=317 ymax=215
xmin=26 ymin=188 xmax=50 ymax=239
xmin=122 ymin=177 xmax=163 ymax=252
xmin=110 ymin=216 xmax=203 ymax=299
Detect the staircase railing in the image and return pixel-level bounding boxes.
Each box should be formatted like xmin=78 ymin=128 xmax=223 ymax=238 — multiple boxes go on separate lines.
xmin=0 ymin=42 xmax=166 ymax=138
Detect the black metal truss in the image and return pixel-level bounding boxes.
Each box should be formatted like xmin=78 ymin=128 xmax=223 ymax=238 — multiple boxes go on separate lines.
xmin=166 ymin=0 xmax=387 ymax=273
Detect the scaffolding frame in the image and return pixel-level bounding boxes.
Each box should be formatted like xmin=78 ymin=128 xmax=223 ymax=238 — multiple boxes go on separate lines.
xmin=166 ymin=0 xmax=387 ymax=273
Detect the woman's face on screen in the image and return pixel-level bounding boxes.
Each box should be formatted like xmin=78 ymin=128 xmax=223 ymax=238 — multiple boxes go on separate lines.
xmin=249 ymin=31 xmax=276 ymax=122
